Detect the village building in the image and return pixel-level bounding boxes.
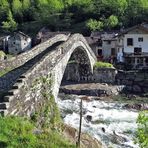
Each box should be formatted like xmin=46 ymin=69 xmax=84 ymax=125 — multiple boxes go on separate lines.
xmin=86 ymin=31 xmax=118 ymax=62
xmin=8 ymin=31 xmax=31 ymax=55
xmin=0 ymin=36 xmax=9 ymax=53
xmin=116 ymin=23 xmax=148 ymax=68
xmin=33 ymin=27 xmax=70 ymax=46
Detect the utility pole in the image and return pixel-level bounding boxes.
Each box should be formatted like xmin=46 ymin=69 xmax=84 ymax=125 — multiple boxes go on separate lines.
xmin=76 ymin=98 xmax=83 ymax=148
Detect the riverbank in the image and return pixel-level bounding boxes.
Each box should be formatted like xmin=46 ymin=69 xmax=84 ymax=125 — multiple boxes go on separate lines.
xmin=60 ymin=83 xmax=148 ymax=111
xmin=60 ymin=82 xmax=124 ymax=97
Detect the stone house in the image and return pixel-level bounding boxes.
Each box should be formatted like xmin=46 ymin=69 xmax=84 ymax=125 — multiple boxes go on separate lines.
xmin=33 ymin=27 xmax=70 ymax=46
xmin=8 ymin=31 xmax=31 ymax=55
xmin=86 ymin=31 xmax=118 ymax=62
xmin=0 ymin=36 xmax=9 ymax=53
xmin=116 ymin=23 xmax=148 ymax=68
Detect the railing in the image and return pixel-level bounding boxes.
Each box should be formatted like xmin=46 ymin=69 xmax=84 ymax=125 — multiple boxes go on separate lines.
xmin=124 ymin=52 xmax=148 ymax=57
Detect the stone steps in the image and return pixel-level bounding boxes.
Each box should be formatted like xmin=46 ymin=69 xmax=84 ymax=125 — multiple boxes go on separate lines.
xmin=0 ymin=103 xmax=9 ymax=110
xmin=0 ymin=110 xmax=7 ymax=116
xmin=0 ymin=41 xmax=65 ymax=116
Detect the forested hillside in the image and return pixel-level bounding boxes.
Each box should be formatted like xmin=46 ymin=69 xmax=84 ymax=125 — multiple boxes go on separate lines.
xmin=0 ymin=0 xmax=148 ymax=34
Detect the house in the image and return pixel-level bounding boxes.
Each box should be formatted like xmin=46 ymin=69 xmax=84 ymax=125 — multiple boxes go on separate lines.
xmin=85 ymin=33 xmax=102 ymax=60
xmin=86 ymin=31 xmax=118 ymax=62
xmin=101 ymin=33 xmax=117 ymax=61
xmin=116 ymin=23 xmax=148 ymax=68
xmin=33 ymin=27 xmax=70 ymax=46
xmin=0 ymin=36 xmax=9 ymax=53
xmin=8 ymin=31 xmax=31 ymax=55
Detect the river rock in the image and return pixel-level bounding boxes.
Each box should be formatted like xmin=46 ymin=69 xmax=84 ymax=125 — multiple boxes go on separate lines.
xmin=62 ymin=124 xmax=104 ymax=148
xmin=123 ymin=103 xmax=148 ymax=110
xmin=86 ymin=115 xmax=92 ymax=122
xmin=110 ymin=131 xmax=128 ymax=145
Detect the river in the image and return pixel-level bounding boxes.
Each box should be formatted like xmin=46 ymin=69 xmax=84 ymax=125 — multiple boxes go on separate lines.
xmin=57 ymin=94 xmax=139 ymax=148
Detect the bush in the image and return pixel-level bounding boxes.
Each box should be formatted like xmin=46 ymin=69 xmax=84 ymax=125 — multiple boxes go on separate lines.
xmin=94 ymin=61 xmax=114 ymax=69
xmin=136 ymin=111 xmax=148 ymax=148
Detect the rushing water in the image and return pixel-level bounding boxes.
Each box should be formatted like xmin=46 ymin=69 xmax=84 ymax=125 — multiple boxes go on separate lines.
xmin=57 ymin=94 xmax=139 ymax=148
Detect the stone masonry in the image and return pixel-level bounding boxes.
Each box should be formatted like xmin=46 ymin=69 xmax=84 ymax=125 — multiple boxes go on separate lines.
xmin=0 ymin=34 xmax=70 ymax=71
xmin=0 ymin=34 xmax=97 ymax=116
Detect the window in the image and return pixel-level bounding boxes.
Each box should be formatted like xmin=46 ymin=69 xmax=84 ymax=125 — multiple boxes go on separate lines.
xmin=98 ymin=49 xmax=102 ymax=56
xmin=138 ymin=37 xmax=143 ymax=42
xmin=98 ymin=39 xmax=102 ymax=46
xmin=111 ymin=48 xmax=116 ymax=56
xmin=122 ymin=48 xmax=124 ymax=52
xmin=134 ymin=47 xmax=142 ymax=55
xmin=146 ymin=58 xmax=148 ymax=64
xmin=107 ymin=41 xmax=111 ymax=44
xmin=127 ymin=38 xmax=133 ymax=46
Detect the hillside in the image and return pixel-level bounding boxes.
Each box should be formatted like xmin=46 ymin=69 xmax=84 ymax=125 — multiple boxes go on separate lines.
xmin=0 ymin=0 xmax=148 ymax=35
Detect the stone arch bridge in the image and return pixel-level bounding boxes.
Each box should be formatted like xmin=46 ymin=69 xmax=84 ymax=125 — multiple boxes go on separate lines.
xmin=0 ymin=33 xmax=96 ymax=116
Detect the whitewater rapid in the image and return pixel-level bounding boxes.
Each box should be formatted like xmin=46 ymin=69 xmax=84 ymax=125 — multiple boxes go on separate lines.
xmin=57 ymin=94 xmax=139 ymax=148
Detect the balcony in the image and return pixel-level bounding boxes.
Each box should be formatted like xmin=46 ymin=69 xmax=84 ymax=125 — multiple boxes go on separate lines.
xmin=124 ymin=52 xmax=148 ymax=57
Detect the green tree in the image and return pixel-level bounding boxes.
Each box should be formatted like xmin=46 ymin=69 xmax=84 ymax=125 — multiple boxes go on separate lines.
xmin=0 ymin=0 xmax=10 ymax=22
xmin=22 ymin=0 xmax=31 ymax=11
xmin=86 ymin=19 xmax=103 ymax=31
xmin=105 ymin=15 xmax=118 ymax=29
xmin=47 ymin=0 xmax=64 ymax=12
xmin=12 ymin=0 xmax=23 ymax=23
xmin=136 ymin=111 xmax=148 ymax=148
xmin=2 ymin=10 xmax=17 ymax=32
xmin=12 ymin=0 xmax=22 ymax=14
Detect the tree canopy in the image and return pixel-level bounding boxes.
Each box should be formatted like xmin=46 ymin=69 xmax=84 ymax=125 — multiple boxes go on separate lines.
xmin=0 ymin=0 xmax=147 ymax=33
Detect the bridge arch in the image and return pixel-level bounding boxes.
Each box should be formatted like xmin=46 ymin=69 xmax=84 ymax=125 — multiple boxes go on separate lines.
xmin=51 ymin=34 xmax=97 ymax=100
xmin=0 ymin=34 xmax=96 ymax=116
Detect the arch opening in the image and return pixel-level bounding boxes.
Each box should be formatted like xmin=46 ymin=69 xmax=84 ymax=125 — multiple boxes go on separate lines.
xmin=62 ymin=47 xmax=92 ymax=84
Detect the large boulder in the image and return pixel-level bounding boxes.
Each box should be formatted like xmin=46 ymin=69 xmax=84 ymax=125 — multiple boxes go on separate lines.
xmin=62 ymin=124 xmax=104 ymax=148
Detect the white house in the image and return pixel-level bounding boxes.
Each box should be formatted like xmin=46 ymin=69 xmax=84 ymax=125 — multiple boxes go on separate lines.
xmin=8 ymin=31 xmax=31 ymax=55
xmin=116 ymin=23 xmax=148 ymax=68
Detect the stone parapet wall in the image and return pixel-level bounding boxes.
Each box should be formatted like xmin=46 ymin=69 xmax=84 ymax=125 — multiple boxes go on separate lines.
xmin=116 ymin=70 xmax=148 ymax=93
xmin=0 ymin=34 xmax=70 ymax=71
xmin=93 ymin=68 xmax=117 ymax=83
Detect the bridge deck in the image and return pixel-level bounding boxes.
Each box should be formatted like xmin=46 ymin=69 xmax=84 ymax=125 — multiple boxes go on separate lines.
xmin=0 ymin=41 xmax=64 ymax=101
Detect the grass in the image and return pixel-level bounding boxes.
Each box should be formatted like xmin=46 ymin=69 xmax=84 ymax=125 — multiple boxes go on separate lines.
xmin=0 ymin=67 xmax=12 ymax=77
xmin=94 ymin=61 xmax=114 ymax=69
xmin=0 ymin=116 xmax=76 ymax=148
xmin=0 ymin=50 xmax=6 ymax=58
xmin=68 ymin=60 xmax=77 ymax=64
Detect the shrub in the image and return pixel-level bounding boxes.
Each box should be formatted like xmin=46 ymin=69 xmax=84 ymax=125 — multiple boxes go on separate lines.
xmin=136 ymin=111 xmax=148 ymax=148
xmin=94 ymin=61 xmax=114 ymax=69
